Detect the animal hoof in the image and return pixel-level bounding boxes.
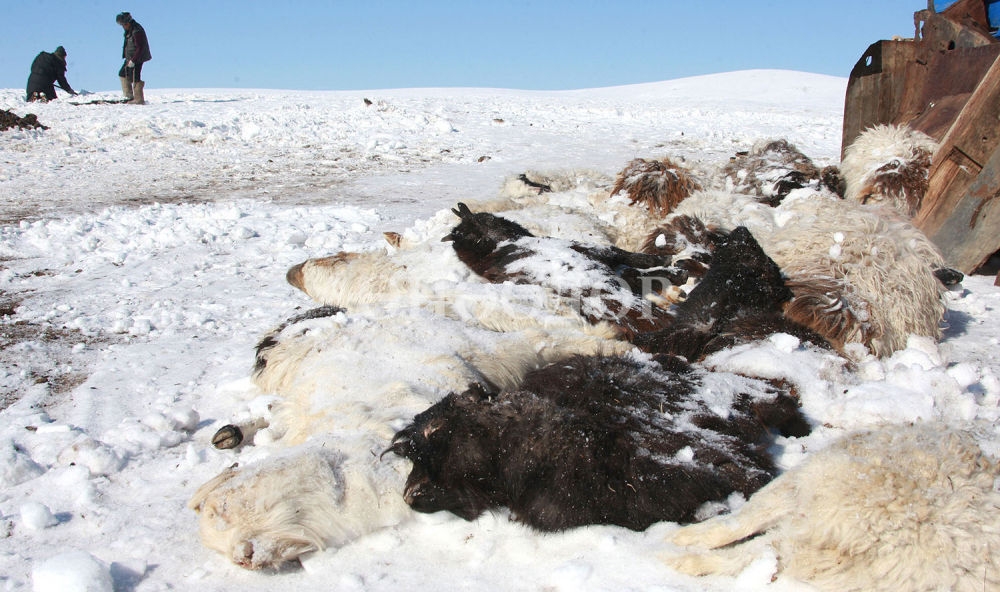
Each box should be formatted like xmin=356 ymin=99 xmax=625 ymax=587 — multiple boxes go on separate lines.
xmin=212 ymin=424 xmax=244 ymax=449
xmin=933 ymin=266 xmax=964 ymax=287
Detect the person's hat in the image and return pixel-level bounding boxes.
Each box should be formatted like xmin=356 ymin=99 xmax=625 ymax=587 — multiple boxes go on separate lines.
xmin=115 ymin=12 xmax=132 ymax=25
xmin=54 ymin=46 xmax=67 ymax=58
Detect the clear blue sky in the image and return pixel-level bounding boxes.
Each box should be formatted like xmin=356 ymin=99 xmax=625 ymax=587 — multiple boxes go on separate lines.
xmin=2 ymin=1 xmax=931 ymax=92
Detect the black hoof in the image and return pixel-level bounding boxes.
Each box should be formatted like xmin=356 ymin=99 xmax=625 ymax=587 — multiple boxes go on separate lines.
xmin=212 ymin=424 xmax=244 ymax=449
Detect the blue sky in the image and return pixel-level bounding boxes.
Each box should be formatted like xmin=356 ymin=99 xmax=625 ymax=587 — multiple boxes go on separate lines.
xmin=3 ymin=1 xmax=928 ymax=92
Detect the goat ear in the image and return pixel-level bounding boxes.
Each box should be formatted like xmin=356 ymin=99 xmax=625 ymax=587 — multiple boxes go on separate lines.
xmin=452 ymin=202 xmax=473 ymax=218
xmin=383 ymin=231 xmax=403 ymax=248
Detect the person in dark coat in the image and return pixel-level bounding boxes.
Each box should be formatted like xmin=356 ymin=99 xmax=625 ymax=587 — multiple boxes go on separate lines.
xmin=25 ymin=46 xmax=77 ymax=102
xmin=116 ymin=12 xmax=152 ymax=104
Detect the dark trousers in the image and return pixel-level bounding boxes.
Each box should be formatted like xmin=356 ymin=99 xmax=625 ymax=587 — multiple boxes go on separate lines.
xmin=119 ymin=61 xmax=144 ymax=82
xmin=26 ymin=75 xmax=56 ymax=101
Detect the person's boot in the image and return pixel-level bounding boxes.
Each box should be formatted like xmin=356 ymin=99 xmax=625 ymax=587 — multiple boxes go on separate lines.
xmin=128 ymin=81 xmax=145 ymax=105
xmin=120 ymin=76 xmax=134 ymax=102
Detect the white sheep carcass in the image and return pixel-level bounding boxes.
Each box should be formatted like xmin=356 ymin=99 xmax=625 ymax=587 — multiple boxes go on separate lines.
xmin=668 ymin=422 xmax=1000 ymax=592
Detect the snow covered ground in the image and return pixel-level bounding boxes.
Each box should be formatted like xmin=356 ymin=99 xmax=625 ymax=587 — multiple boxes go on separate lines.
xmin=0 ymin=70 xmax=998 ymax=592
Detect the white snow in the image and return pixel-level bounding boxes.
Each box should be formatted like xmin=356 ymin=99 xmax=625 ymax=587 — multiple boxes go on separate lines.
xmin=0 ymin=69 xmax=998 ymax=591
xmin=18 ymin=502 xmax=56 ymax=531
xmin=31 ymin=551 xmax=112 ymax=592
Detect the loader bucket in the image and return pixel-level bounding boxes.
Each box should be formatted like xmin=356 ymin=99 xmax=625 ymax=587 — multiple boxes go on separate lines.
xmin=843 ymin=0 xmax=1000 ymax=273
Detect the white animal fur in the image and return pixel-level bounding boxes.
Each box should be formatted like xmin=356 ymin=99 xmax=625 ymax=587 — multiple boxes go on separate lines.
xmin=285 ymin=241 xmax=480 ymax=309
xmin=661 ymin=190 xmax=946 ymax=357
xmin=840 ymin=124 xmax=938 ymax=217
xmin=446 ymin=168 xmax=626 ymax=245
xmin=191 ymin=300 xmax=629 ymax=568
xmin=252 ymin=305 xmax=628 ymax=446
xmin=286 ymin=182 xmax=662 ymax=314
xmin=668 ymin=423 xmax=1000 ymax=592
xmin=188 ymin=446 xmax=409 ymax=570
xmin=463 ymin=168 xmax=661 ymax=254
xmin=496 ymin=168 xmax=615 ymax=197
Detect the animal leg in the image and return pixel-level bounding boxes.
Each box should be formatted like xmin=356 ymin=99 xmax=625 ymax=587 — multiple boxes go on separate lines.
xmin=666 ymin=532 xmax=775 ymax=577
xmin=210 ymin=417 xmax=270 ymax=449
xmin=670 ymin=473 xmax=796 ymax=549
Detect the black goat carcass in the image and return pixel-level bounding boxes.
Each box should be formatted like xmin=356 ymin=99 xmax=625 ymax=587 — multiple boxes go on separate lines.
xmin=387 ymin=352 xmax=809 ymax=532
xmin=443 ymin=202 xmax=687 ymax=337
xmin=634 ymin=225 xmax=829 ymax=361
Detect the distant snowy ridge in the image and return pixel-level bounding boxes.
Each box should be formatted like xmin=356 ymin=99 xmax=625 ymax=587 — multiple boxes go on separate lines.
xmin=574 ymin=69 xmax=846 ymax=106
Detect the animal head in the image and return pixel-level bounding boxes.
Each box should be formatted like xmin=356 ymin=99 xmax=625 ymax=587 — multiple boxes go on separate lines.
xmin=386 ymin=383 xmax=499 ymax=521
xmin=188 ymin=451 xmax=344 ymax=569
xmin=441 ymin=202 xmax=533 ymax=259
xmin=841 ymin=124 xmax=937 ymax=217
xmin=721 ymin=139 xmax=821 ymax=204
xmin=681 ymin=226 xmax=792 ymax=318
xmin=611 ymin=157 xmax=703 ymax=216
xmin=855 ymin=155 xmax=931 ymax=217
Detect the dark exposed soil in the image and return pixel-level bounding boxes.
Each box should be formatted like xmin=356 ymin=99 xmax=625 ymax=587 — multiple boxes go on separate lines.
xmin=0 ymin=109 xmax=48 ymax=132
xmin=68 ymin=98 xmax=130 ymax=106
xmin=0 ymin=291 xmax=113 ymax=411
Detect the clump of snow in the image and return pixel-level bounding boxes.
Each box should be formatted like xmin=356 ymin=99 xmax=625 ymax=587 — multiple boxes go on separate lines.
xmin=31 ymin=551 xmax=112 ymax=592
xmin=0 ymin=439 xmax=45 ymax=487
xmin=19 ymin=501 xmax=57 ymax=531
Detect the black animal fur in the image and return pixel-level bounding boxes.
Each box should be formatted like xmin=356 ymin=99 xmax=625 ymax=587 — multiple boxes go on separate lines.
xmin=933 ymin=266 xmax=964 ymax=287
xmin=388 ymin=353 xmax=809 ymax=532
xmin=634 ymin=226 xmax=829 ymax=360
xmin=443 ymin=202 xmax=687 ymax=336
xmin=639 ymin=214 xmax=728 ymax=280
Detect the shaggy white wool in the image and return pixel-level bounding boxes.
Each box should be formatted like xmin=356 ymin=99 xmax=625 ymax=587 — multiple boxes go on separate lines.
xmin=769 ymin=192 xmax=944 ymax=356
xmin=189 ymin=445 xmax=410 ymax=570
xmin=497 ymin=169 xmax=613 ymax=200
xmin=668 ymin=423 xmax=1000 ymax=592
xmin=252 ymin=304 xmax=627 ymax=446
xmin=193 ymin=297 xmax=628 ymax=568
xmin=840 ymin=124 xmax=938 ymax=216
xmin=662 ymin=190 xmax=945 ymax=357
xmin=493 ymin=168 xmax=664 ymax=252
